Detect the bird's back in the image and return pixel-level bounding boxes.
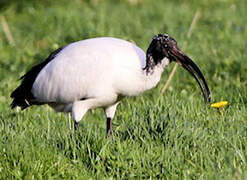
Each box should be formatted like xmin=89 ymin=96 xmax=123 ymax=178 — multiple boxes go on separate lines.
xmin=30 ymin=37 xmax=146 ymax=103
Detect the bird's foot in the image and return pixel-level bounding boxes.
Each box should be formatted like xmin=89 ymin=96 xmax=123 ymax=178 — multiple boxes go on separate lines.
xmin=74 ymin=121 xmax=80 ymax=131
xmin=107 ymin=129 xmax=113 ymax=137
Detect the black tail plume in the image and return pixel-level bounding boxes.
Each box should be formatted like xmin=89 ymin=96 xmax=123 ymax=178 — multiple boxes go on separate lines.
xmin=10 ymin=47 xmax=64 ymax=110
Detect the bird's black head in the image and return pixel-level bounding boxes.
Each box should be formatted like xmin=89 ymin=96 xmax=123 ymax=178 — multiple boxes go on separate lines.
xmin=146 ymin=33 xmax=178 ymax=64
xmin=146 ymin=33 xmax=211 ymax=103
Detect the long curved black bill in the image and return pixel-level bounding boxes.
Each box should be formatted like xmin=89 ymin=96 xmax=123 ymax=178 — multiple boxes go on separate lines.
xmin=169 ymin=49 xmax=211 ymax=103
xmin=179 ymin=55 xmax=211 ymax=103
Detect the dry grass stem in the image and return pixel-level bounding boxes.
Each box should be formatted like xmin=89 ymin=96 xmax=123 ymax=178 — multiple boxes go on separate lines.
xmin=1 ymin=15 xmax=15 ymax=46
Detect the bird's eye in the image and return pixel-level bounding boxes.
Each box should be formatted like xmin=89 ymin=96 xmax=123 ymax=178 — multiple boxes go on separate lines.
xmin=164 ymin=44 xmax=168 ymax=48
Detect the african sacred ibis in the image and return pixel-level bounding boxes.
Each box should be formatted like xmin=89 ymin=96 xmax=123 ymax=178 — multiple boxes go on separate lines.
xmin=11 ymin=34 xmax=211 ymax=135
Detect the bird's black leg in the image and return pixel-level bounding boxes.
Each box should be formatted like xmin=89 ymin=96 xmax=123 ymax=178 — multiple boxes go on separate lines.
xmin=105 ymin=103 xmax=119 ymax=136
xmin=74 ymin=121 xmax=80 ymax=131
xmin=106 ymin=117 xmax=113 ymax=136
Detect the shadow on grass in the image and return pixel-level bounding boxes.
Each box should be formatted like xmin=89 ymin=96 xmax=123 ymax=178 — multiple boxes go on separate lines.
xmin=115 ymin=109 xmax=171 ymax=143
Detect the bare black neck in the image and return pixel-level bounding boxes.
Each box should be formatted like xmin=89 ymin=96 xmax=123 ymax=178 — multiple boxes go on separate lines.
xmin=143 ymin=51 xmax=164 ymax=75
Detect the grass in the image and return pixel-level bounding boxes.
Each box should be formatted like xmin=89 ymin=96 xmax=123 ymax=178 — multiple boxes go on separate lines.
xmin=0 ymin=0 xmax=247 ymax=179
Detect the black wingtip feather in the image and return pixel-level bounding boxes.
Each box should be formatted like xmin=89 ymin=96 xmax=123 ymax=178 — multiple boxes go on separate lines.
xmin=10 ymin=47 xmax=64 ymax=110
xmin=10 ymin=84 xmax=31 ymax=110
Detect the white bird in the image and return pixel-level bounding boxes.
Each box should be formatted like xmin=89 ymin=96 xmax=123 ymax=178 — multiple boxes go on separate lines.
xmin=11 ymin=34 xmax=210 ymax=135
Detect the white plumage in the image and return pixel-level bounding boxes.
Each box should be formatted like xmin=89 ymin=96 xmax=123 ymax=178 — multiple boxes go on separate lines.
xmin=11 ymin=34 xmax=210 ymax=135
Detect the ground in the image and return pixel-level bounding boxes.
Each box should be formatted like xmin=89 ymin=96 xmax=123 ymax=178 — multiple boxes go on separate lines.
xmin=0 ymin=0 xmax=246 ymax=179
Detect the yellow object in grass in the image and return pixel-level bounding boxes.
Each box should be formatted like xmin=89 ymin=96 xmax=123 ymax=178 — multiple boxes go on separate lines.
xmin=210 ymin=101 xmax=228 ymax=108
